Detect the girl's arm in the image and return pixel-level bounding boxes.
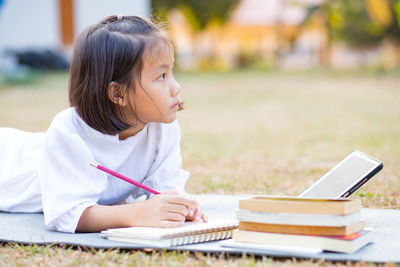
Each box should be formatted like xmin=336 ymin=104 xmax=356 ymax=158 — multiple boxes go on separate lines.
xmin=75 ymin=193 xmax=198 ymax=232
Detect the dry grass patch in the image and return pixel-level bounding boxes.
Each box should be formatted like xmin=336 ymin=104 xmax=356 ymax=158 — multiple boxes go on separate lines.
xmin=0 ymin=243 xmax=394 ymax=266
xmin=0 ymin=70 xmax=399 ymax=265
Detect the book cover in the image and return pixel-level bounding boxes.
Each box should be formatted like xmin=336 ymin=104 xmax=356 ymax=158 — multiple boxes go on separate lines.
xmin=238 ymin=220 xmax=365 ymax=236
xmin=238 ymin=196 xmax=361 ymax=215
xmin=220 ymin=239 xmax=323 ymax=255
xmin=233 ymin=229 xmax=374 ymax=253
xmin=236 ymin=209 xmax=362 ymax=227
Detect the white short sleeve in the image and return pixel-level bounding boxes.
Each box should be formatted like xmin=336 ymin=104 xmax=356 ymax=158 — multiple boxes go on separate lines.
xmin=136 ymin=120 xmax=189 ymax=197
xmin=38 ymin=111 xmax=108 ymax=233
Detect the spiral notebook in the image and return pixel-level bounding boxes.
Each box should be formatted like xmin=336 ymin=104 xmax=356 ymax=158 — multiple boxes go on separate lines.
xmin=100 ymin=219 xmax=239 ymax=247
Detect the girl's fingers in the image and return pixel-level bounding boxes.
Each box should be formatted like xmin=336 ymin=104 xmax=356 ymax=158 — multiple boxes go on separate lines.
xmin=193 ymin=210 xmax=202 ymax=222
xmin=163 ymin=211 xmax=186 ymax=222
xmin=151 ymin=194 xmax=197 ymax=210
xmin=187 ymin=206 xmax=195 ymax=219
xmin=164 ymin=202 xmax=188 ymax=217
xmin=165 ymin=195 xmax=198 ymax=208
xmin=201 ymin=213 xmax=208 ymax=223
xmin=193 ymin=207 xmax=208 ymax=222
xmin=184 ymin=206 xmax=205 ymax=222
xmin=150 ymin=194 xmax=203 ymax=224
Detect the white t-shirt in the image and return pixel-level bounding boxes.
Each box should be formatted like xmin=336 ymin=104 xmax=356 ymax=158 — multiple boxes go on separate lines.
xmin=0 ymin=107 xmax=189 ymax=233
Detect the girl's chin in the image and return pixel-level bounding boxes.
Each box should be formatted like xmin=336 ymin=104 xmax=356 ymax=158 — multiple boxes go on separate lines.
xmin=163 ymin=114 xmax=177 ymax=123
xmin=164 ymin=117 xmax=176 ymax=123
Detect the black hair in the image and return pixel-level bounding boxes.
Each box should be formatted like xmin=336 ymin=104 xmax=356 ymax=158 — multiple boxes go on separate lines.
xmin=69 ymin=15 xmax=174 ymax=135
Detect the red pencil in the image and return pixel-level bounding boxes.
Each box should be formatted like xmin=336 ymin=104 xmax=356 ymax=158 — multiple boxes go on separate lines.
xmin=89 ymin=162 xmax=161 ymax=195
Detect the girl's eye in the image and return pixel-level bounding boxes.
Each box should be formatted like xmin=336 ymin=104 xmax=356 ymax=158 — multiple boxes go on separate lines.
xmin=157 ymin=73 xmax=166 ymax=81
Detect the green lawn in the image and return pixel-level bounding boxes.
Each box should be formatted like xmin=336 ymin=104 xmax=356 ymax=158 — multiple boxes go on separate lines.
xmin=0 ymin=70 xmax=399 ymax=266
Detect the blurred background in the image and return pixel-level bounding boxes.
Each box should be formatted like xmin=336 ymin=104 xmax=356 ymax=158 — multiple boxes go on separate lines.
xmin=1 ymin=0 xmax=400 ymax=79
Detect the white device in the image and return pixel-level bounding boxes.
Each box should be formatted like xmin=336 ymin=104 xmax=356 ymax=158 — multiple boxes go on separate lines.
xmin=299 ymin=151 xmax=383 ymax=199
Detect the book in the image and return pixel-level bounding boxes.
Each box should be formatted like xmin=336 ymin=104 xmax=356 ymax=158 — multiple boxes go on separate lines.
xmin=238 ymin=220 xmax=365 ymax=236
xmin=239 ymin=196 xmax=361 ymax=215
xmin=100 ymin=219 xmax=239 ymax=247
xmin=233 ymin=229 xmax=374 ymax=253
xmin=220 ymin=239 xmax=323 ymax=255
xmin=236 ymin=209 xmax=362 ymax=226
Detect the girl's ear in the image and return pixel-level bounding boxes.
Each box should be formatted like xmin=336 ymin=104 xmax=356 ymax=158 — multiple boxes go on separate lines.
xmin=107 ymin=82 xmax=127 ymax=107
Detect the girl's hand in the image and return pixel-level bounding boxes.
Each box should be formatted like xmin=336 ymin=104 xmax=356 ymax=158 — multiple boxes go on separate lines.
xmin=186 ymin=205 xmax=208 ymax=223
xmin=162 ymin=190 xmax=208 ymax=223
xmin=132 ymin=192 xmax=198 ymax=228
xmin=75 ymin=191 xmax=207 ymax=232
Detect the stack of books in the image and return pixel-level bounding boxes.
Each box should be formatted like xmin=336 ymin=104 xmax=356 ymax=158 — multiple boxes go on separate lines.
xmin=232 ymin=196 xmax=374 ymax=253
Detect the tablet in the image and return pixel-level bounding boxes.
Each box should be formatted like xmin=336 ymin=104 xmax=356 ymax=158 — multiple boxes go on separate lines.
xmin=299 ymin=151 xmax=383 ymax=199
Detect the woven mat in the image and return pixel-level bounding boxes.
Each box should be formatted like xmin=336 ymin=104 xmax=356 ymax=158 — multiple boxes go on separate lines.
xmin=0 ymin=195 xmax=399 ymax=263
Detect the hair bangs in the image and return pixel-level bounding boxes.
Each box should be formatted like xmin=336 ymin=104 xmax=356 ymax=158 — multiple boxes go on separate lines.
xmin=143 ymin=34 xmax=174 ymax=67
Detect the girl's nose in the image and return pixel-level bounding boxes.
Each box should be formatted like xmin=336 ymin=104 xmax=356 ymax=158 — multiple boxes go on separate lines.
xmin=171 ymin=79 xmax=181 ymax=96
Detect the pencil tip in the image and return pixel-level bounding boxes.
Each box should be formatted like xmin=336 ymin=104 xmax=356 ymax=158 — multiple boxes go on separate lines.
xmin=89 ymin=162 xmax=98 ymax=168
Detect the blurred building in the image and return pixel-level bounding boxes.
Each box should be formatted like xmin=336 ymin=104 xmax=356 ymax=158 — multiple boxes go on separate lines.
xmin=0 ymin=0 xmax=149 ymax=71
xmin=168 ymin=0 xmax=395 ymax=70
xmin=169 ymin=0 xmax=327 ymax=70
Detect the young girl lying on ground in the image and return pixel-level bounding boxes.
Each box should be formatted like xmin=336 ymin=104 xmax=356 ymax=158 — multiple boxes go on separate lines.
xmin=0 ymin=15 xmax=206 ymax=233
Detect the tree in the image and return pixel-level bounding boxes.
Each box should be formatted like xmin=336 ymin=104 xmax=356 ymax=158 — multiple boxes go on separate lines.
xmin=152 ymin=0 xmax=239 ymax=31
xmin=297 ymin=0 xmax=400 ymax=67
xmin=304 ymin=0 xmax=400 ymax=48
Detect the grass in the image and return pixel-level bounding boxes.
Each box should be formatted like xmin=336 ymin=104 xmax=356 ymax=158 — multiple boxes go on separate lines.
xmin=0 ymin=70 xmax=399 ymax=266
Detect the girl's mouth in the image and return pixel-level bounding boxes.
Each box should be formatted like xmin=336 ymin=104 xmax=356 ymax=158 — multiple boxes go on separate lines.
xmin=170 ymin=102 xmax=179 ymax=110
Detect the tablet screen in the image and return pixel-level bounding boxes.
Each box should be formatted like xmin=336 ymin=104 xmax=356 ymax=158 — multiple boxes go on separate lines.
xmin=299 ymin=151 xmax=382 ymax=198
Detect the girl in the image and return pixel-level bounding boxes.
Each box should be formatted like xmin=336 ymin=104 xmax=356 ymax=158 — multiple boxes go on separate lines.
xmin=0 ymin=15 xmax=206 ymax=233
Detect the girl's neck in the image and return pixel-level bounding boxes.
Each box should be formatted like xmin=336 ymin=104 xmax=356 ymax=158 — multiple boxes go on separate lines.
xmin=118 ymin=124 xmax=146 ymax=140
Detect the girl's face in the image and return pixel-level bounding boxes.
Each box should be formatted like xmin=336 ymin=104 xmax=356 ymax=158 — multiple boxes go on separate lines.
xmin=120 ymin=42 xmax=180 ymax=138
